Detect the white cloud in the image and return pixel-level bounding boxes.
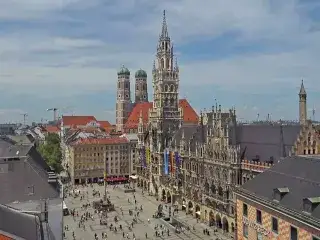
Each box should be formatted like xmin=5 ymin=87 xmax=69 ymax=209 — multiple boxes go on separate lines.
xmin=0 ymin=0 xmax=319 ymax=121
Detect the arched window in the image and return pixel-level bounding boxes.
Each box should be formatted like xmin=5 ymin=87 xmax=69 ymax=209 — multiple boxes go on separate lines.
xmin=164 ymin=84 xmax=169 ymax=92
xmin=161 ymin=58 xmax=164 ymax=69
xmin=166 ymin=58 xmax=169 ymax=69
xmin=170 ymin=85 xmax=174 ymax=92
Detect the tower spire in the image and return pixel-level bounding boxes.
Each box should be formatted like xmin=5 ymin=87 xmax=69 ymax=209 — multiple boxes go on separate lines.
xmin=161 ymin=10 xmax=169 ymax=38
xmin=299 ymin=79 xmax=306 ymax=95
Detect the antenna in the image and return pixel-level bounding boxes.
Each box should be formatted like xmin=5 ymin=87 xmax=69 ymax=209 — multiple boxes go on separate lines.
xmin=312 ymin=108 xmax=316 ymax=122
xmin=257 ymin=113 xmax=260 ymax=121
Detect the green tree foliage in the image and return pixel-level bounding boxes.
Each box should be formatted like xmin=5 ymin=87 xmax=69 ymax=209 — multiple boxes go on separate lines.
xmin=38 ymin=133 xmax=63 ymax=173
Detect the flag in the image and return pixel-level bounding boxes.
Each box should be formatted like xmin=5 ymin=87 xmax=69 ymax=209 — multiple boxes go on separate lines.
xmin=163 ymin=149 xmax=167 ymax=174
xmin=170 ymin=151 xmax=174 ymax=174
xmin=141 ymin=147 xmax=147 ymax=168
xmin=146 ymin=147 xmax=151 ymax=164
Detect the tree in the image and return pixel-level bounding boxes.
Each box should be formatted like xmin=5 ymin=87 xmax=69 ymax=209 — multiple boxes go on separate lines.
xmin=38 ymin=133 xmax=63 ymax=173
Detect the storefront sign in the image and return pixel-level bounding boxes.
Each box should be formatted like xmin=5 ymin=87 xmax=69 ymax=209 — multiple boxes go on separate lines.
xmin=243 ymin=218 xmax=271 ymax=236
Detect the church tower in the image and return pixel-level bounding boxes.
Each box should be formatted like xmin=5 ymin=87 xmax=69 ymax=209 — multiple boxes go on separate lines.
xmin=116 ymin=65 xmax=132 ymax=132
xmin=135 ymin=69 xmax=148 ymax=102
xmin=299 ymin=79 xmax=307 ymax=125
xmin=149 ymin=10 xmax=181 ymax=151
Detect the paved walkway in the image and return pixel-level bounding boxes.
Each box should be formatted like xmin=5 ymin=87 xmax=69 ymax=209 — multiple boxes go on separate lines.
xmin=63 ymin=183 xmax=233 ymax=240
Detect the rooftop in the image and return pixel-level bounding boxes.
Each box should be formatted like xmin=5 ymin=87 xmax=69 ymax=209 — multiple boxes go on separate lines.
xmin=62 ymin=115 xmax=97 ymax=126
xmin=240 ymin=155 xmax=320 ymax=220
xmin=72 ymin=137 xmax=129 ymax=145
xmin=124 ymin=99 xmax=199 ymax=129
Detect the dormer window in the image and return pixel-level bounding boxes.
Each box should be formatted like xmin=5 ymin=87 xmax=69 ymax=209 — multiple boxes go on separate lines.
xmin=273 ymin=187 xmax=289 ymax=202
xmin=303 ymin=197 xmax=320 ymax=214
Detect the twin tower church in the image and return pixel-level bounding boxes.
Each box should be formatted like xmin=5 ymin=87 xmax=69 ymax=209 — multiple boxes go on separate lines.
xmin=115 ymin=11 xmax=199 ymax=133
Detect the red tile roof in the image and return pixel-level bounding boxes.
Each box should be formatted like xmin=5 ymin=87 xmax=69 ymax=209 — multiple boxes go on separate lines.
xmin=124 ymin=99 xmax=199 ymax=130
xmin=62 ymin=116 xmax=97 ymax=126
xmin=45 ymin=125 xmax=60 ymax=133
xmin=0 ymin=234 xmax=13 ymax=240
xmin=97 ymin=121 xmax=112 ymax=128
xmin=72 ymin=137 xmax=128 ymax=145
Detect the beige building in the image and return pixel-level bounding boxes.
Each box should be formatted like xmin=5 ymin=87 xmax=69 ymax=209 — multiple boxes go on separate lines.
xmin=68 ymin=135 xmax=138 ymax=184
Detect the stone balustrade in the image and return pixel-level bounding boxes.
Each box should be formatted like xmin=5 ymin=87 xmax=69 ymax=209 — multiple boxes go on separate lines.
xmin=241 ymin=159 xmax=274 ymax=172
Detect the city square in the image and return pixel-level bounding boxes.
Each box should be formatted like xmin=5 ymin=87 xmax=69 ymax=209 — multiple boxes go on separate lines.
xmin=63 ymin=182 xmax=232 ymax=240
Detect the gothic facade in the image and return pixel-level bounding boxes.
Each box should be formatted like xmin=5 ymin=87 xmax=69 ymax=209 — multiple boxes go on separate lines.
xmin=135 ymin=11 xmax=316 ymax=239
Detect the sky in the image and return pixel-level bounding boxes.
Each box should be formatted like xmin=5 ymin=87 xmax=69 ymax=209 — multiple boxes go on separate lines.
xmin=1 ymin=0 xmax=320 ymax=124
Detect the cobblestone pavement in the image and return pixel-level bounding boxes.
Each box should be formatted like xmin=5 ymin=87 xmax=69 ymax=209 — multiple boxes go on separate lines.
xmin=63 ymin=184 xmax=233 ymax=240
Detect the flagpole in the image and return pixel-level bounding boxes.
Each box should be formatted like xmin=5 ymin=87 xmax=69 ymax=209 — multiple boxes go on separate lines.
xmin=104 ymin=151 xmax=107 ymax=201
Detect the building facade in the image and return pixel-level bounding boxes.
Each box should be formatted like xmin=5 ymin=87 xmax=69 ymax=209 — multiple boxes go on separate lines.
xmin=133 ymin=11 xmax=320 ymax=240
xmin=235 ymin=156 xmax=320 ymax=240
xmin=68 ymin=136 xmax=137 ymax=184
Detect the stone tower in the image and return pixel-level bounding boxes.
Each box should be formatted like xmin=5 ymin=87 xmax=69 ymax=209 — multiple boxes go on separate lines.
xmin=149 ymin=10 xmax=181 ymax=151
xmin=116 ymin=65 xmax=132 ymax=132
xmin=299 ymin=79 xmax=307 ymax=125
xmin=135 ymin=69 xmax=148 ymax=102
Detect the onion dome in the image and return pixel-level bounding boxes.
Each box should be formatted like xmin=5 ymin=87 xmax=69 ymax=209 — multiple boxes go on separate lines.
xmin=117 ymin=65 xmax=130 ymax=76
xmin=135 ymin=69 xmax=147 ymax=78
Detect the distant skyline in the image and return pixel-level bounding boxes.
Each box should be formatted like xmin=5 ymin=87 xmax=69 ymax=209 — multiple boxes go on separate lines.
xmin=1 ymin=0 xmax=320 ymax=124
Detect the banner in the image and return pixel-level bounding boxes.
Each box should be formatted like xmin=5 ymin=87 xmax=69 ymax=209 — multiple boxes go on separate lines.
xmin=170 ymin=151 xmax=174 ymax=174
xmin=141 ymin=147 xmax=147 ymax=168
xmin=174 ymin=151 xmax=179 ymax=175
xmin=166 ymin=150 xmax=170 ymax=175
xmin=163 ymin=149 xmax=167 ymax=174
xmin=146 ymin=147 xmax=151 ymax=164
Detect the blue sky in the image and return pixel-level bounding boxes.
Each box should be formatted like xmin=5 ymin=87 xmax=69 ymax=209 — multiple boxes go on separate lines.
xmin=0 ymin=0 xmax=320 ymax=124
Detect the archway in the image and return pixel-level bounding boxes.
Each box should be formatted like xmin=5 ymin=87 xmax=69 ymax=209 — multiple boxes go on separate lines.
xmin=218 ymin=186 xmax=223 ymax=196
xmin=182 ymin=198 xmax=186 ymax=211
xmin=195 ymin=205 xmax=201 ymax=219
xmin=216 ymin=214 xmax=222 ymax=229
xmin=209 ymin=211 xmax=215 ymax=226
xmin=188 ymin=201 xmax=194 ymax=214
xmin=222 ymin=217 xmax=229 ymax=233
xmin=162 ymin=189 xmax=166 ymax=201
xmin=231 ymin=222 xmax=235 ymax=233
xmin=167 ymin=191 xmax=171 ymax=203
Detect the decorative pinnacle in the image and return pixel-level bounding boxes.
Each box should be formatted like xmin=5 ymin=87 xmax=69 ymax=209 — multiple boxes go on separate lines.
xmin=161 ymin=10 xmax=169 ymax=38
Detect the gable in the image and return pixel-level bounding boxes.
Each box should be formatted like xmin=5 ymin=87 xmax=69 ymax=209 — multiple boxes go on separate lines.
xmin=124 ymin=99 xmax=199 ymax=130
xmin=62 ymin=116 xmax=97 ymax=126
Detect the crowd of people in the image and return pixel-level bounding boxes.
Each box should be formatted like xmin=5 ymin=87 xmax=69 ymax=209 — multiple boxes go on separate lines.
xmin=63 ymin=182 xmax=227 ymax=240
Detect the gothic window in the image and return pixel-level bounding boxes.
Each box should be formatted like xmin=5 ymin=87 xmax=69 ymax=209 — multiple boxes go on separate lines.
xmin=164 ymin=84 xmax=169 ymax=92
xmin=125 ymin=82 xmax=129 ymax=88
xmin=211 ymin=182 xmax=216 ymax=194
xmin=170 ymin=98 xmax=174 ymax=106
xmin=313 ymin=149 xmax=316 ymax=154
xmin=161 ymin=58 xmax=164 ymax=69
xmin=165 ymin=98 xmax=169 ymax=106
xmin=166 ymin=59 xmax=169 ymax=69
xmin=118 ymin=82 xmax=120 ymax=88
xmin=143 ymin=84 xmax=146 ymax=90
xmin=218 ymin=186 xmax=223 ymax=196
xmin=165 ymin=42 xmax=168 ymax=51
xmin=136 ymin=85 xmax=139 ymax=90
xmin=170 ymin=85 xmax=175 ymax=92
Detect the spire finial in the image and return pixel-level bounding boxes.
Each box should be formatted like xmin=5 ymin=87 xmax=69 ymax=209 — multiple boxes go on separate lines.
xmin=161 ymin=10 xmax=168 ymax=38
xmin=299 ymin=79 xmax=306 ymax=95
